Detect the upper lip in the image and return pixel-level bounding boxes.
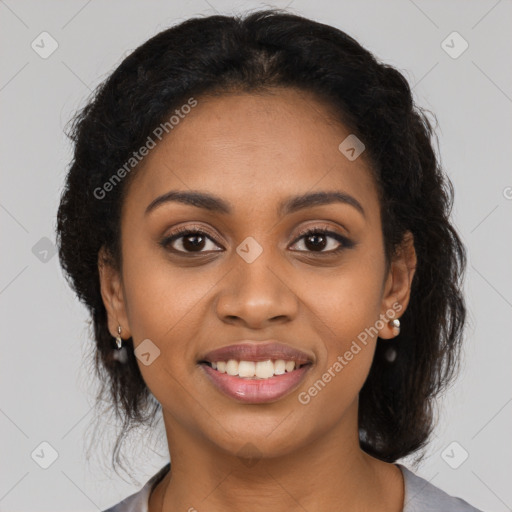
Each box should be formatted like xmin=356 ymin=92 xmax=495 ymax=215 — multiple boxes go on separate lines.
xmin=199 ymin=341 xmax=314 ymax=366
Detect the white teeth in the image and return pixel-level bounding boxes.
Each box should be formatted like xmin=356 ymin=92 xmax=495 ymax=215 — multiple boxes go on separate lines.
xmin=274 ymin=359 xmax=286 ymax=375
xmin=209 ymin=359 xmax=303 ymax=379
xmin=238 ymin=360 xmax=256 ymax=378
xmin=226 ymin=359 xmax=239 ymax=376
xmin=255 ymin=360 xmax=274 ymax=379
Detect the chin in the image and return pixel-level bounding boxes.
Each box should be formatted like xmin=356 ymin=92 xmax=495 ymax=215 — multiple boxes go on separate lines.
xmin=201 ymin=419 xmax=308 ymax=460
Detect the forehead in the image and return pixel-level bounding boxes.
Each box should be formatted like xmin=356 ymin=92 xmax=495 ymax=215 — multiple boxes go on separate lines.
xmin=123 ymin=88 xmax=379 ymax=218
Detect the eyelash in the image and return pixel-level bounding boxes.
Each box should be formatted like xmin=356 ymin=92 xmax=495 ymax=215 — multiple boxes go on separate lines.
xmin=159 ymin=225 xmax=354 ymax=255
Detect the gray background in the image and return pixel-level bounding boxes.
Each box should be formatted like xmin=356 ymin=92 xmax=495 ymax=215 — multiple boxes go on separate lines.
xmin=1 ymin=0 xmax=511 ymax=510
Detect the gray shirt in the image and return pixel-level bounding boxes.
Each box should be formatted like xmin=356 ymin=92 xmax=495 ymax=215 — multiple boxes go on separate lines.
xmin=102 ymin=462 xmax=484 ymax=511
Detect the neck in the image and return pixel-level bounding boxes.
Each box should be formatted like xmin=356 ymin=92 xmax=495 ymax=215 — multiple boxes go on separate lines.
xmin=150 ymin=404 xmax=404 ymax=512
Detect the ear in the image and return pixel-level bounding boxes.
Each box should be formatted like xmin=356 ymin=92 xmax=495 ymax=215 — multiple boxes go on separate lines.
xmin=378 ymin=230 xmax=417 ymax=340
xmin=97 ymin=246 xmax=131 ymax=340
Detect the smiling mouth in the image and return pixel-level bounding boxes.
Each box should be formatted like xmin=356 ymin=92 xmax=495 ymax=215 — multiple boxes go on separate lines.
xmin=199 ymin=359 xmax=312 ymax=380
xmin=199 ymin=358 xmax=313 ymax=404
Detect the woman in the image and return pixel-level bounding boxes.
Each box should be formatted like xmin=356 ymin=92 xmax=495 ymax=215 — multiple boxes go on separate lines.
xmin=56 ymin=9 xmax=484 ymax=512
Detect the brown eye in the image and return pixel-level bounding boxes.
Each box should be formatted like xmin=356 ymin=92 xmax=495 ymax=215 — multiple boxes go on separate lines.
xmin=160 ymin=228 xmax=223 ymax=254
xmin=290 ymin=228 xmax=354 ymax=254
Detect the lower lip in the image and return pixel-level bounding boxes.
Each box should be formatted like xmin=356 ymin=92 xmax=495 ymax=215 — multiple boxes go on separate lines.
xmin=200 ymin=363 xmax=312 ymax=404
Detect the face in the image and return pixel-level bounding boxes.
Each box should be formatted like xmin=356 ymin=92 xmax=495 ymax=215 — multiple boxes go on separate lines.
xmin=99 ymin=87 xmax=416 ymax=460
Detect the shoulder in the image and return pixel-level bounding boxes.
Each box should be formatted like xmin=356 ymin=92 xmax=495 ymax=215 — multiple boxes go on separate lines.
xmin=101 ymin=463 xmax=171 ymax=512
xmin=397 ymin=464 xmax=484 ymax=512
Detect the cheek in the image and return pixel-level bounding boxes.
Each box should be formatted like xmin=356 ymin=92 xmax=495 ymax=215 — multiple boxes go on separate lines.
xmin=301 ymin=255 xmax=384 ymax=345
xmin=296 ymin=255 xmax=384 ymax=397
xmin=121 ymin=236 xmax=212 ymax=340
xmin=119 ymin=242 xmax=224 ymax=395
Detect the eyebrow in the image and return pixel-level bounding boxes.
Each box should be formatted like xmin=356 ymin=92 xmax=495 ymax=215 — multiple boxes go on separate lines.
xmin=145 ymin=190 xmax=365 ymax=218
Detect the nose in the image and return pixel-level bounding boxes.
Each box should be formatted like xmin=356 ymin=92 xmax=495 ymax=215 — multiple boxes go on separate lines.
xmin=214 ymin=250 xmax=299 ymax=329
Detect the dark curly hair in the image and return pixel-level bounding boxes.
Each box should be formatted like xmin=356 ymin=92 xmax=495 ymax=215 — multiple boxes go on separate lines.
xmin=56 ymin=8 xmax=467 ymax=476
